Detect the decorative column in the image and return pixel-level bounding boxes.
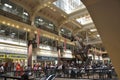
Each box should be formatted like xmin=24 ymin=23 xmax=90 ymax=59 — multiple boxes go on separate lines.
xmin=27 ymin=15 xmax=36 ymax=67
xmin=27 ymin=39 xmax=33 ymax=67
xmin=57 ymin=28 xmax=62 ymax=65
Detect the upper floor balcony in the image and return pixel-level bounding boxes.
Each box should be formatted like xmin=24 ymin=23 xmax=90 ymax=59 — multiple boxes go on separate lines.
xmin=0 ymin=0 xmax=31 ymax=25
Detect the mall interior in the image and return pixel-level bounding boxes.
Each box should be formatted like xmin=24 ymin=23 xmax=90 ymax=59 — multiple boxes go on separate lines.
xmin=0 ymin=0 xmax=120 ymax=80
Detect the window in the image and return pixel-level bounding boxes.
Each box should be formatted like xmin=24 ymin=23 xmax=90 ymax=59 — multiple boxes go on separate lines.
xmin=35 ymin=17 xmax=56 ymax=32
xmin=0 ymin=0 xmax=30 ymax=23
xmin=53 ymin=0 xmax=85 ymax=14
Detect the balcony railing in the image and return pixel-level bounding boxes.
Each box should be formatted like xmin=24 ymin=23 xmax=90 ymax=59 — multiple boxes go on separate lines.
xmin=61 ymin=34 xmax=71 ymax=40
xmin=38 ymin=25 xmax=58 ymax=35
xmin=0 ymin=9 xmax=31 ymax=25
xmin=0 ymin=35 xmax=27 ymax=46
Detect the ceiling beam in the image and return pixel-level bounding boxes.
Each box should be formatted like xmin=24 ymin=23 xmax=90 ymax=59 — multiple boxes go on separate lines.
xmin=68 ymin=8 xmax=89 ymax=19
xmin=84 ymin=40 xmax=102 ymax=45
xmin=30 ymin=0 xmax=56 ymax=20
xmin=73 ymin=22 xmax=95 ymax=34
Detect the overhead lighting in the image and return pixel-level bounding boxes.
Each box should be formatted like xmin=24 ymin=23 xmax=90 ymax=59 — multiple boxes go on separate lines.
xmin=12 ymin=33 xmax=15 ymax=35
xmin=61 ymin=29 xmax=64 ymax=32
xmin=53 ymin=9 xmax=56 ymax=11
xmin=90 ymin=29 xmax=97 ymax=32
xmin=61 ymin=14 xmax=66 ymax=18
xmin=48 ymin=2 xmax=51 ymax=4
xmin=4 ymin=3 xmax=12 ymax=8
xmin=34 ymin=31 xmax=37 ymax=34
xmin=27 ymin=29 xmax=31 ymax=32
xmin=0 ymin=30 xmax=5 ymax=33
xmin=38 ymin=19 xmax=43 ymax=22
xmin=24 ymin=28 xmax=26 ymax=31
xmin=49 ymin=23 xmax=53 ymax=26
xmin=50 ymin=7 xmax=53 ymax=10
xmin=63 ymin=15 xmax=66 ymax=18
xmin=12 ymin=24 xmax=15 ymax=27
xmin=44 ymin=4 xmax=47 ymax=7
xmin=23 ymin=12 xmax=28 ymax=16
xmin=16 ymin=25 xmax=19 ymax=28
xmin=2 ymin=21 xmax=6 ymax=24
xmin=97 ymin=34 xmax=100 ymax=37
xmin=7 ymin=23 xmax=10 ymax=26
xmin=64 ymin=50 xmax=72 ymax=54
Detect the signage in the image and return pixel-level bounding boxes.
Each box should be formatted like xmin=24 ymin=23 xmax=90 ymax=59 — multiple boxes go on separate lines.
xmin=39 ymin=44 xmax=57 ymax=51
xmin=0 ymin=53 xmax=27 ymax=59
xmin=37 ymin=56 xmax=57 ymax=61
xmin=0 ymin=44 xmax=27 ymax=54
xmin=9 ymin=54 xmax=27 ymax=59
xmin=0 ymin=54 xmax=5 ymax=58
xmin=0 ymin=36 xmax=27 ymax=46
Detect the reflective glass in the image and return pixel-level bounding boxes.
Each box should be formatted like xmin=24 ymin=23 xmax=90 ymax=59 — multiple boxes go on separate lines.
xmin=53 ymin=0 xmax=85 ymax=14
xmin=0 ymin=0 xmax=30 ymax=23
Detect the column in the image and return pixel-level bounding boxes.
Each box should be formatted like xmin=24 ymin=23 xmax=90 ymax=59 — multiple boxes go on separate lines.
xmin=57 ymin=28 xmax=62 ymax=64
xmin=27 ymin=15 xmax=37 ymax=67
xmin=81 ymin=0 xmax=120 ymax=77
xmin=27 ymin=40 xmax=33 ymax=67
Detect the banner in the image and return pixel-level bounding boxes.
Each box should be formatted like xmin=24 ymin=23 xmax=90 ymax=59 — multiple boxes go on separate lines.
xmin=37 ymin=29 xmax=40 ymax=47
xmin=64 ymin=38 xmax=66 ymax=51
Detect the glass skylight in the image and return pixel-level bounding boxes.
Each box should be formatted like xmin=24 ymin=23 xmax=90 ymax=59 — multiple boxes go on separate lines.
xmin=76 ymin=15 xmax=93 ymax=25
xmin=53 ymin=0 xmax=85 ymax=14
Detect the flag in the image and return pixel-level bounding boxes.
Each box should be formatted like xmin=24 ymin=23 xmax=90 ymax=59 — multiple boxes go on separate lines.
xmin=57 ymin=49 xmax=61 ymax=65
xmin=64 ymin=38 xmax=66 ymax=51
xmin=37 ymin=29 xmax=40 ymax=47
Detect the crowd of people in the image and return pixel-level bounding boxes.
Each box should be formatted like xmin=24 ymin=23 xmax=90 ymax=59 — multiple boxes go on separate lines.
xmin=0 ymin=60 xmax=117 ymax=79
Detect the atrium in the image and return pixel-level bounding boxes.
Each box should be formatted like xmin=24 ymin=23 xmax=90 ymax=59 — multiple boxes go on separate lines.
xmin=0 ymin=0 xmax=119 ymax=80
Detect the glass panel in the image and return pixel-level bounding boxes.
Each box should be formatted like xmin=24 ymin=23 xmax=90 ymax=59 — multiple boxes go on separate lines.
xmin=35 ymin=17 xmax=56 ymax=31
xmin=76 ymin=15 xmax=93 ymax=25
xmin=0 ymin=0 xmax=30 ymax=23
xmin=53 ymin=0 xmax=85 ymax=14
xmin=0 ymin=24 xmax=27 ymax=46
xmin=60 ymin=28 xmax=71 ymax=37
xmin=16 ymin=6 xmax=23 ymax=17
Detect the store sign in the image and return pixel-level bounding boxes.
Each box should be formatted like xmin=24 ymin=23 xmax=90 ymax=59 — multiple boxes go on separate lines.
xmin=0 ymin=44 xmax=27 ymax=54
xmin=10 ymin=54 xmax=27 ymax=59
xmin=64 ymin=49 xmax=72 ymax=54
xmin=0 ymin=36 xmax=27 ymax=46
xmin=0 ymin=54 xmax=5 ymax=58
xmin=37 ymin=56 xmax=57 ymax=61
xmin=39 ymin=44 xmax=57 ymax=51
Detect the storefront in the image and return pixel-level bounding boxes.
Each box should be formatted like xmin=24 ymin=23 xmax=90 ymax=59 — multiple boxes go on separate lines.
xmin=0 ymin=44 xmax=27 ymax=63
xmin=0 ymin=53 xmax=5 ymax=63
xmin=37 ymin=56 xmax=58 ymax=66
xmin=6 ymin=53 xmax=27 ymax=62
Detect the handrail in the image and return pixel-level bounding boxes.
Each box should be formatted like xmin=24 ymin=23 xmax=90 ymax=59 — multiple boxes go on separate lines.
xmin=0 ymin=9 xmax=31 ymax=25
xmin=38 ymin=25 xmax=58 ymax=35
xmin=0 ymin=75 xmax=21 ymax=80
xmin=0 ymin=68 xmax=117 ymax=79
xmin=46 ymin=74 xmax=56 ymax=80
